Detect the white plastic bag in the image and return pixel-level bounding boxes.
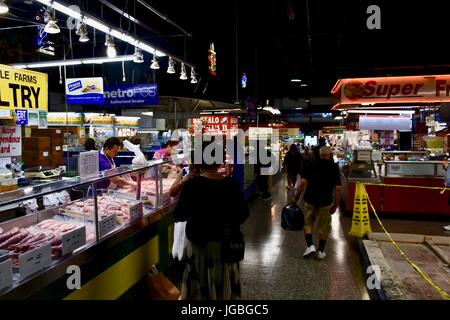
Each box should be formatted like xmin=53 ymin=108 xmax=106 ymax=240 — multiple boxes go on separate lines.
xmin=123 ymin=139 xmax=147 ymax=165
xmin=172 ymin=221 xmax=188 ymax=261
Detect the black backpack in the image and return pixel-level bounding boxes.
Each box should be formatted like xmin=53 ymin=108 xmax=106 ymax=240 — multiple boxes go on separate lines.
xmin=281 ymin=203 xmax=304 ymax=231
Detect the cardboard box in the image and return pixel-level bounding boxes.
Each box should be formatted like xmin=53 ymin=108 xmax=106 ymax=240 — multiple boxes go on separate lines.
xmin=23 ymin=137 xmax=51 ymax=151
xmin=31 ymin=128 xmax=64 ymax=138
xmin=22 ymin=156 xmax=52 ymax=169
xmin=23 ymin=150 xmax=51 ymax=161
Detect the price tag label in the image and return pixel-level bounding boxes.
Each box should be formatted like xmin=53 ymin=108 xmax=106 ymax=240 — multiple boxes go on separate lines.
xmin=78 ymin=151 xmax=99 ymax=179
xmin=19 ymin=243 xmax=51 ymax=279
xmin=62 ymin=226 xmax=86 ymax=256
xmin=129 ymin=202 xmax=143 ymax=223
xmin=0 ymin=259 xmax=13 ymax=291
xmin=56 ymin=129 xmax=61 ymax=134
xmin=55 ymin=146 xmax=61 ymax=151
xmin=99 ymin=214 xmax=116 ymax=238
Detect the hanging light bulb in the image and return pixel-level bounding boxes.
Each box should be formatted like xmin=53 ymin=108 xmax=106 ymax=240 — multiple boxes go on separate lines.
xmin=133 ymin=47 xmax=144 ymax=63
xmin=167 ymin=57 xmax=176 ymax=74
xmin=0 ymin=1 xmax=9 ymax=14
xmin=180 ymin=63 xmax=188 ymax=80
xmin=105 ymin=34 xmax=116 ymax=58
xmin=150 ymin=50 xmax=159 ymax=69
xmin=77 ymin=22 xmax=89 ymax=43
xmin=190 ymin=67 xmax=198 ymax=84
xmin=44 ymin=7 xmax=60 ymax=34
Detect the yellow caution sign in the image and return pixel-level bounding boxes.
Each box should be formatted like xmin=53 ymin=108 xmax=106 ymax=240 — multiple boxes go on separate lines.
xmin=349 ymin=182 xmax=372 ymax=237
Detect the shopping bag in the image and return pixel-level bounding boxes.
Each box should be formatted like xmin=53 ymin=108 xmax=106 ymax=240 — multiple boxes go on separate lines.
xmin=281 ymin=203 xmax=304 ymax=231
xmin=172 ymin=222 xmax=188 ymax=261
xmin=221 ymin=224 xmax=245 ymax=263
xmin=147 ymin=266 xmax=180 ymax=300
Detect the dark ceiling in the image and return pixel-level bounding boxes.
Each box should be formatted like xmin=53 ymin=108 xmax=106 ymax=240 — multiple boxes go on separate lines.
xmin=2 ymin=0 xmax=450 ymax=109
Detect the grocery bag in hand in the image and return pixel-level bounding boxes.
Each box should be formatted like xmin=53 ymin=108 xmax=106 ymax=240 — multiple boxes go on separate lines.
xmin=281 ymin=203 xmax=304 ymax=231
xmin=172 ymin=221 xmax=188 ymax=261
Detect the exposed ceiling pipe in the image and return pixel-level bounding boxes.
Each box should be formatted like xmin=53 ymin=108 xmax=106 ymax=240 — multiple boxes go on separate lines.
xmin=136 ymin=0 xmax=193 ymax=37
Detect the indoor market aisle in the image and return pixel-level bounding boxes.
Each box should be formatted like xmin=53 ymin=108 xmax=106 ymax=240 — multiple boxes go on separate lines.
xmin=240 ymin=175 xmax=370 ymax=300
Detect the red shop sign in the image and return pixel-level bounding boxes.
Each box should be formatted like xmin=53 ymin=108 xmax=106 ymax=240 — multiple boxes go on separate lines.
xmin=331 ymin=75 xmax=450 ymax=106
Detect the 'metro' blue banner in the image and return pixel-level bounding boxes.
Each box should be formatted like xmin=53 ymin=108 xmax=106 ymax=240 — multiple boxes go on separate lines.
xmin=104 ymin=83 xmax=158 ymax=107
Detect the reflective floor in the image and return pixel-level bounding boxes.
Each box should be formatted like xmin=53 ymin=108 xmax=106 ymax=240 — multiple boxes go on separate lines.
xmin=240 ymin=174 xmax=450 ymax=300
xmin=240 ymin=175 xmax=370 ymax=300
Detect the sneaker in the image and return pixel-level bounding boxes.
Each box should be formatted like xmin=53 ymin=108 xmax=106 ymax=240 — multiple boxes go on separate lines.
xmin=444 ymin=225 xmax=450 ymax=231
xmin=262 ymin=193 xmax=272 ymax=201
xmin=316 ymin=251 xmax=327 ymax=260
xmin=303 ymin=245 xmax=316 ymax=258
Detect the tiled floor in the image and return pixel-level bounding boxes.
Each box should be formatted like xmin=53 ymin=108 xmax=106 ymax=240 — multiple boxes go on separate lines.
xmin=240 ymin=175 xmax=370 ymax=300
xmin=240 ymin=174 xmax=450 ymax=300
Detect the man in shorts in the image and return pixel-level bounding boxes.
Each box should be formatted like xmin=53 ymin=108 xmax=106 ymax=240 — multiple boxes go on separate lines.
xmin=292 ymin=146 xmax=342 ymax=259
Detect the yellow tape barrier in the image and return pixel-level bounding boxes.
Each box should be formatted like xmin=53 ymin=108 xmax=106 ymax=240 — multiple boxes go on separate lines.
xmin=363 ymin=182 xmax=447 ymax=191
xmin=360 ymin=183 xmax=450 ymax=300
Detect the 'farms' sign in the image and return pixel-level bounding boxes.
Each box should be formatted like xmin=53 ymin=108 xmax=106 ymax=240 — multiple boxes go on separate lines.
xmin=332 ymin=75 xmax=450 ymax=107
xmin=0 ymin=65 xmax=48 ymax=111
xmin=0 ymin=126 xmax=22 ymax=157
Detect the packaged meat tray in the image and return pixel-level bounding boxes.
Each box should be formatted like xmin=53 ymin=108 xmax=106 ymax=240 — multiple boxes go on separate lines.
xmin=118 ymin=178 xmax=176 ymax=207
xmin=60 ymin=193 xmax=143 ymax=225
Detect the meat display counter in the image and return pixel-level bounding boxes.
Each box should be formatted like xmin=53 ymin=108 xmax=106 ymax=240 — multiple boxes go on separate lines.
xmin=0 ymin=159 xmax=178 ymax=299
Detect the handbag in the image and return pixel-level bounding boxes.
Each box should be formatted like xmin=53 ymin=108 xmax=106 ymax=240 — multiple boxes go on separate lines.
xmin=281 ymin=203 xmax=304 ymax=231
xmin=147 ymin=265 xmax=180 ymax=300
xmin=221 ymin=224 xmax=245 ymax=263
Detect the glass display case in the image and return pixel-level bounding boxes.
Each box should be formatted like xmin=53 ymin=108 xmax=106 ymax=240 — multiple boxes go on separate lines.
xmin=0 ymin=159 xmax=174 ymax=298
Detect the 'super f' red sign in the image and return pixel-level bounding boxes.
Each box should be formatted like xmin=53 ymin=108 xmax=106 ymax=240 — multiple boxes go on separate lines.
xmin=332 ymin=75 xmax=450 ymax=105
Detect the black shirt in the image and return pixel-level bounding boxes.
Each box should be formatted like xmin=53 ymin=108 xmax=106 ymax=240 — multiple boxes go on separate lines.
xmin=303 ymin=159 xmax=341 ymax=207
xmin=173 ymin=176 xmax=249 ymax=244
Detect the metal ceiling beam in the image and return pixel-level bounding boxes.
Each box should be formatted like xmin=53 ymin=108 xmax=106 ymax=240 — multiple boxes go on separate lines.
xmin=136 ymin=0 xmax=192 ymax=37
xmin=96 ymin=0 xmax=160 ymax=35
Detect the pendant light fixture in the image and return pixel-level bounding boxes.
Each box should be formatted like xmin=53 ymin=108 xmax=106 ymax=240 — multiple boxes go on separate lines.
xmin=105 ymin=34 xmax=116 ymax=58
xmin=77 ymin=22 xmax=89 ymax=43
xmin=150 ymin=50 xmax=159 ymax=69
xmin=0 ymin=1 xmax=9 ymax=14
xmin=190 ymin=67 xmax=198 ymax=84
xmin=180 ymin=63 xmax=188 ymax=80
xmin=167 ymin=57 xmax=176 ymax=74
xmin=133 ymin=47 xmax=144 ymax=63
xmin=44 ymin=6 xmax=60 ymax=34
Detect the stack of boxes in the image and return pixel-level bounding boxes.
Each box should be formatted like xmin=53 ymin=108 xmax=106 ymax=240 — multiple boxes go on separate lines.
xmin=22 ymin=129 xmax=64 ymax=168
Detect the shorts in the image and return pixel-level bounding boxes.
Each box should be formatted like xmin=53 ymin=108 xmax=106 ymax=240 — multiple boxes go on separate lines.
xmin=303 ymin=202 xmax=332 ymax=235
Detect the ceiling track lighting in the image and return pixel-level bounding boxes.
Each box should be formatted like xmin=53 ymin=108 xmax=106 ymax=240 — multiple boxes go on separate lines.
xmin=133 ymin=47 xmax=144 ymax=63
xmin=180 ymin=63 xmax=187 ymax=80
xmin=167 ymin=57 xmax=176 ymax=74
xmin=0 ymin=0 xmax=9 ymax=14
xmin=13 ymin=55 xmax=136 ymax=69
xmin=150 ymin=50 xmax=159 ymax=69
xmin=44 ymin=6 xmax=60 ymax=34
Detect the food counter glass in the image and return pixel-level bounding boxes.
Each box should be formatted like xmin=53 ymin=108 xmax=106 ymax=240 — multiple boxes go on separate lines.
xmin=0 ymin=159 xmax=178 ymax=299
xmin=343 ymin=157 xmax=449 ymax=216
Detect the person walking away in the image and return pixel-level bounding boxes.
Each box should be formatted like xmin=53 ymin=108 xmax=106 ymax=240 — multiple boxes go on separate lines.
xmin=173 ymin=141 xmax=249 ymax=299
xmin=283 ymin=144 xmax=303 ymax=190
xmin=291 ymin=146 xmax=341 ymax=259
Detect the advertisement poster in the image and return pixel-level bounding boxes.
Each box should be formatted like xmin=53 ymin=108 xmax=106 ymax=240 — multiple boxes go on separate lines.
xmin=14 ymin=109 xmax=28 ymax=125
xmin=66 ymin=77 xmax=104 ymax=105
xmin=38 ymin=111 xmax=48 ymax=129
xmin=28 ymin=110 xmax=39 ymax=126
xmin=0 ymin=64 xmax=48 ymax=111
xmin=0 ymin=126 xmax=22 ymax=157
xmin=104 ymin=83 xmax=158 ymax=106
